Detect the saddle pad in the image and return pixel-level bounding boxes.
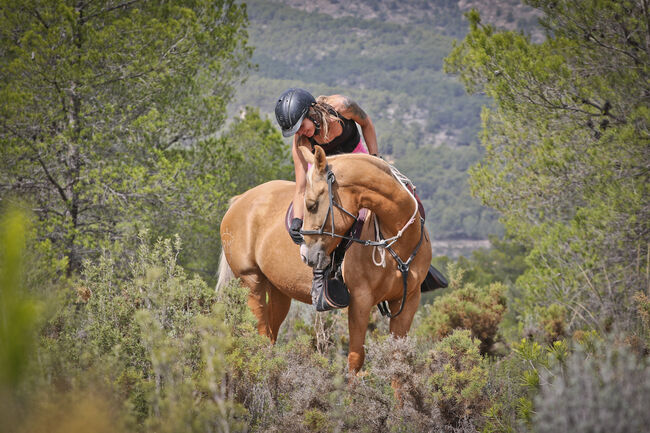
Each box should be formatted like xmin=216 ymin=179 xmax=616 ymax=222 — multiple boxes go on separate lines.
xmin=407 ymin=185 xmax=426 ymax=220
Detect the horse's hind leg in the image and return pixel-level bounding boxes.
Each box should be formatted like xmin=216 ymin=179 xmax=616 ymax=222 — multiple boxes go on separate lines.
xmin=242 ymin=273 xmax=273 ymax=338
xmin=267 ymin=285 xmax=291 ymax=342
xmin=241 ymin=273 xmax=291 ymax=343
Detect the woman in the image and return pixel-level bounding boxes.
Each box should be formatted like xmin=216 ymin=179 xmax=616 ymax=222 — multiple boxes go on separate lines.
xmin=274 ymin=88 xmax=446 ymax=311
xmin=275 ymin=87 xmax=379 ymax=246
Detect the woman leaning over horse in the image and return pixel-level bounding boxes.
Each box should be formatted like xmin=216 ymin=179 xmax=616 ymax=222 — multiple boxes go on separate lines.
xmin=274 ymin=88 xmax=378 ymax=311
xmin=274 ymin=88 xmax=447 ymax=311
xmin=275 ymin=88 xmax=378 ymax=235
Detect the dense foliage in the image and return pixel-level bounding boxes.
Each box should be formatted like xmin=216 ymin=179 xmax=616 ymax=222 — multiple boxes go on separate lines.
xmin=4 ymin=218 xmax=648 ymax=432
xmin=0 ymin=0 xmax=255 ymax=277
xmin=446 ymin=0 xmax=649 ymax=336
xmin=446 ymin=0 xmax=650 ymax=429
xmin=0 ymin=217 xmax=504 ymax=432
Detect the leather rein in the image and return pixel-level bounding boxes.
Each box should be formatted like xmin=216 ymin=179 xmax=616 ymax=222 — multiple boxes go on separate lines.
xmin=300 ymin=168 xmax=425 ymax=318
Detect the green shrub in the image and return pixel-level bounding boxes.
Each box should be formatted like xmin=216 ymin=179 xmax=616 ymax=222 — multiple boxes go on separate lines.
xmin=480 ymin=337 xmax=572 ymax=432
xmin=631 ymin=292 xmax=650 ymax=353
xmin=417 ymin=266 xmax=507 ymax=354
xmin=32 ymin=232 xmax=247 ymax=432
xmin=538 ymin=303 xmax=568 ymax=342
xmin=428 ymin=330 xmax=489 ymax=427
xmin=303 ymin=408 xmax=331 ymax=433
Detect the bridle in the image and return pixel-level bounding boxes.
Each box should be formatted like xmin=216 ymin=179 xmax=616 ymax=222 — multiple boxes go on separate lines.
xmin=300 ymin=170 xmax=361 ymax=244
xmin=300 ymin=167 xmax=425 ymax=318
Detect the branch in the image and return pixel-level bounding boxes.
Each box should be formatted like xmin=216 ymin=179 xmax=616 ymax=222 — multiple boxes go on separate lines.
xmin=25 ymin=6 xmax=50 ymax=29
xmin=2 ymin=123 xmax=70 ymax=206
xmin=559 ymin=6 xmax=645 ymax=64
xmin=34 ymin=153 xmax=69 ymax=206
xmin=80 ymin=0 xmax=143 ymax=24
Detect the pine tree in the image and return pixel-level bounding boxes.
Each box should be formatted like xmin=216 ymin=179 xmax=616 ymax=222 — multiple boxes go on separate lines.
xmin=0 ymin=0 xmax=252 ymax=274
xmin=446 ymin=0 xmax=650 ymax=333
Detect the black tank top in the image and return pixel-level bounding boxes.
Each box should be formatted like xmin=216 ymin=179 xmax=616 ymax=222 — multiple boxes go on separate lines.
xmin=309 ymin=112 xmax=360 ymax=156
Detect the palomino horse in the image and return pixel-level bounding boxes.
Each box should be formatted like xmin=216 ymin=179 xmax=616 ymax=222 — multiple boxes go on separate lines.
xmin=217 ymin=146 xmax=431 ymax=372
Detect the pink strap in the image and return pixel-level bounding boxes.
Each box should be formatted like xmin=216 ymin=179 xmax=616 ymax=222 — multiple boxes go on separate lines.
xmin=351 ymin=139 xmax=368 ymax=154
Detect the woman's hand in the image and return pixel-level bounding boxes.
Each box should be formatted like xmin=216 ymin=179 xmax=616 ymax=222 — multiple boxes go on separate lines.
xmin=289 ymin=218 xmax=304 ymax=245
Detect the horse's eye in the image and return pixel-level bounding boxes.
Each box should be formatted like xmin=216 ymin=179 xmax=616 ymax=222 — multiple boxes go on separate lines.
xmin=306 ymin=201 xmax=318 ymax=213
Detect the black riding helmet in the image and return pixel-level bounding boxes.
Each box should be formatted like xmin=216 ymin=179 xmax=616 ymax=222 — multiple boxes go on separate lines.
xmin=275 ymin=88 xmax=316 ymax=137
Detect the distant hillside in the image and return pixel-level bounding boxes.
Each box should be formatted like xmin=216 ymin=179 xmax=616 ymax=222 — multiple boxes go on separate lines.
xmin=229 ymin=0 xmax=542 ymax=247
xmin=280 ymin=0 xmax=469 ymax=37
xmin=281 ymin=0 xmax=543 ymax=39
xmin=234 ymin=0 xmax=482 ymax=148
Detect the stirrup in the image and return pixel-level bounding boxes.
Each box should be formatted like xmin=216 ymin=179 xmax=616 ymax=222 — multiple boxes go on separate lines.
xmin=420 ymin=264 xmax=448 ymax=292
xmin=312 ymin=269 xmax=349 ymax=311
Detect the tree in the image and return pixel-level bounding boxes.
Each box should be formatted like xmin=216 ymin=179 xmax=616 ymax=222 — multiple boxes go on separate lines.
xmin=0 ymin=0 xmax=252 ymax=274
xmin=457 ymin=235 xmax=529 ymax=287
xmin=140 ymin=108 xmax=292 ymax=281
xmin=445 ymin=1 xmax=649 ymax=334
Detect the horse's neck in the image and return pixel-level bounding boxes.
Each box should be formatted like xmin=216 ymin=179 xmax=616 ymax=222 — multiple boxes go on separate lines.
xmin=365 ymin=186 xmax=417 ymax=239
xmin=338 ymin=158 xmax=417 ymax=239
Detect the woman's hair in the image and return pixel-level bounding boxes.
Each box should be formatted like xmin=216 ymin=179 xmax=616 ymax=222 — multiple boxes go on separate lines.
xmin=307 ymin=96 xmax=341 ymax=141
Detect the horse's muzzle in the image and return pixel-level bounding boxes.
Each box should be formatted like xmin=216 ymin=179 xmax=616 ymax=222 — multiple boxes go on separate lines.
xmin=300 ymin=242 xmax=331 ymax=270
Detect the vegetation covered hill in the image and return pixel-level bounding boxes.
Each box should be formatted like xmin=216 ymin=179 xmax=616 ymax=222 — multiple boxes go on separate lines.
xmin=281 ymin=0 xmax=542 ymax=37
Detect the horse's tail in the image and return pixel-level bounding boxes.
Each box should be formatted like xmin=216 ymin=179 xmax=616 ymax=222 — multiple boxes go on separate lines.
xmin=215 ymin=195 xmax=240 ymax=293
xmin=215 ymin=248 xmax=234 ymax=293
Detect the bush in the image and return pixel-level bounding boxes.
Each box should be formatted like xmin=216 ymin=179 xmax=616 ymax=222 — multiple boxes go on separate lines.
xmin=351 ymin=332 xmax=490 ymax=432
xmin=428 ymin=330 xmax=490 ymax=427
xmin=32 ymin=232 xmax=245 ymax=432
xmin=416 ymin=266 xmax=507 ymax=354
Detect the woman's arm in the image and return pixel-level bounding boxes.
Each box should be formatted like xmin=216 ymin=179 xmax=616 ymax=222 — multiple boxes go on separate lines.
xmin=291 ymin=135 xmax=310 ymax=220
xmin=328 ymin=95 xmax=378 ymax=155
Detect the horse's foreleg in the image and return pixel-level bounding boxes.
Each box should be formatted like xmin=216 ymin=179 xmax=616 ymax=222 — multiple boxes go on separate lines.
xmin=347 ymin=299 xmax=374 ymax=373
xmin=388 ymin=285 xmax=421 ymax=337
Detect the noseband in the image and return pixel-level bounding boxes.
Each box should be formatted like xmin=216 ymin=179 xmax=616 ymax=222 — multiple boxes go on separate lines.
xmin=300 ymin=168 xmax=425 ymax=318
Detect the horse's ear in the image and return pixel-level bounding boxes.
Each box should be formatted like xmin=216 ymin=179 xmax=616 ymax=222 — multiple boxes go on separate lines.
xmin=298 ymin=145 xmax=315 ymax=166
xmin=313 ymin=145 xmax=327 ymax=174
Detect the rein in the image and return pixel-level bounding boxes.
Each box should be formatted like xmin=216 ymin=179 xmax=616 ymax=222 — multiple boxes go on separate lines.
xmin=300 ymin=167 xmax=425 ymax=318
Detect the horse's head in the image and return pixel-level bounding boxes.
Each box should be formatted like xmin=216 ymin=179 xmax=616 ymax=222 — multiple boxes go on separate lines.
xmin=298 ymin=146 xmax=359 ymax=270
